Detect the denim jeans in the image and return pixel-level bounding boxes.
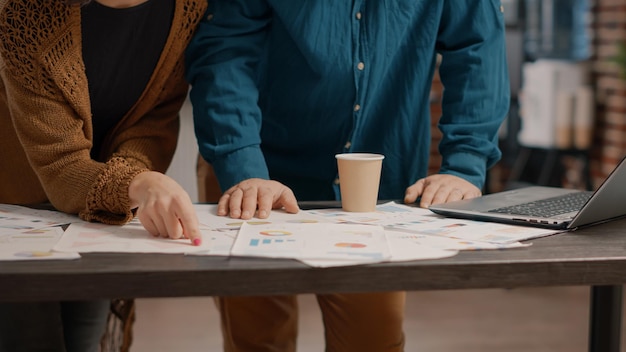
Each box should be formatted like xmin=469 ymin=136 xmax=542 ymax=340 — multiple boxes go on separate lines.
xmin=0 ymin=300 xmax=109 ymax=352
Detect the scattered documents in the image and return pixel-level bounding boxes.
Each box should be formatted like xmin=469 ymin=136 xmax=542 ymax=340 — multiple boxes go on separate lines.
xmin=188 ymin=202 xmax=551 ymax=267
xmin=0 ymin=227 xmax=79 ymax=261
xmin=0 ymin=202 xmax=560 ymax=265
xmin=306 ymin=202 xmax=557 ymax=244
xmin=0 ymin=204 xmax=78 ymax=231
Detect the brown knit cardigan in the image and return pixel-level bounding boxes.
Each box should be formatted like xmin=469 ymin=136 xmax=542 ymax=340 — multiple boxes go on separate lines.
xmin=0 ymin=0 xmax=207 ymax=350
xmin=0 ymin=0 xmax=206 ymax=223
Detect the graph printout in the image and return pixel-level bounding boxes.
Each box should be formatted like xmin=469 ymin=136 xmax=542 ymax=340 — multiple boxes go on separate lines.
xmin=231 ymin=222 xmax=390 ymax=263
xmin=306 ymin=202 xmax=558 ymax=244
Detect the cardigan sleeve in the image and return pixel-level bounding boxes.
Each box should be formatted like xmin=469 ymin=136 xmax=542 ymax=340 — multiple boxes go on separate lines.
xmin=1 ymin=70 xmax=147 ymax=223
xmin=0 ymin=51 xmax=190 ymax=225
xmin=82 ymin=60 xmax=190 ymax=224
xmin=0 ymin=0 xmax=200 ymax=224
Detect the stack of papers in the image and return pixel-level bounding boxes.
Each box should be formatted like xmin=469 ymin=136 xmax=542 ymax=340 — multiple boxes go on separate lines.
xmin=187 ymin=202 xmax=558 ymax=267
xmin=0 ymin=204 xmax=80 ymax=261
xmin=0 ymin=202 xmax=560 ymax=266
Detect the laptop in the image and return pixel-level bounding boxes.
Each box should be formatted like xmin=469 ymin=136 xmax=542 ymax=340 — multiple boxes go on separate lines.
xmin=428 ymin=156 xmax=626 ymax=230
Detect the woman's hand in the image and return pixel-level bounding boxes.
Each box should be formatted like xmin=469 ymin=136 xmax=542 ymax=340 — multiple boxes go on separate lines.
xmin=129 ymin=171 xmax=201 ymax=245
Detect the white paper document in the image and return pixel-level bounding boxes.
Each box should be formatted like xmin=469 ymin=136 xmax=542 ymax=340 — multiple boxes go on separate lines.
xmin=191 ymin=204 xmax=331 ymax=256
xmin=0 ymin=227 xmax=79 ymax=261
xmin=4 ymin=202 xmax=548 ymax=266
xmin=306 ymin=202 xmax=558 ymax=244
xmin=194 ymin=203 xmax=329 ymax=231
xmin=0 ymin=204 xmax=78 ymax=231
xmin=384 ymin=230 xmax=529 ymax=252
xmin=54 ymin=218 xmax=213 ymax=254
xmin=384 ymin=230 xmax=460 ymax=262
xmin=231 ymin=222 xmax=390 ymax=263
xmin=196 ymin=230 xmax=238 ymax=256
xmin=189 ymin=203 xmax=540 ymax=266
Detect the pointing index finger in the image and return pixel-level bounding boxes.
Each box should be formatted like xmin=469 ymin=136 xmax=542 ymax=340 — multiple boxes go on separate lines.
xmin=178 ymin=209 xmax=202 ymax=246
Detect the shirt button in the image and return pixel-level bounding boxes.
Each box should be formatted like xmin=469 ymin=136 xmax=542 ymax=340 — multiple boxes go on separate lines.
xmin=500 ymin=5 xmax=504 ymax=12
xmin=206 ymin=13 xmax=214 ymax=21
xmin=344 ymin=141 xmax=352 ymax=149
xmin=354 ymin=104 xmax=361 ymax=112
xmin=334 ymin=178 xmax=341 ymax=185
xmin=355 ymin=12 xmax=362 ymax=20
xmin=357 ymin=62 xmax=365 ymax=70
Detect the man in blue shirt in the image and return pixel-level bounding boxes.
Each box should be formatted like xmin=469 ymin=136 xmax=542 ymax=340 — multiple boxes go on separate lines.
xmin=187 ymin=1 xmax=509 ymax=351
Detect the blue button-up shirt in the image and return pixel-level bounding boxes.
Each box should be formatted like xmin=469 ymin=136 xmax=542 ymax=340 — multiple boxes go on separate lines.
xmin=186 ymin=0 xmax=510 ymax=201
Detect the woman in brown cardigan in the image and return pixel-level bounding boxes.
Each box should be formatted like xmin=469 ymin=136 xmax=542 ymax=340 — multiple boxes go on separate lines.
xmin=0 ymin=0 xmax=207 ymax=351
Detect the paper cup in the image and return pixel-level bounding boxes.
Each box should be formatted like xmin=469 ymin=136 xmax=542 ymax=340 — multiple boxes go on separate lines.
xmin=335 ymin=153 xmax=385 ymax=212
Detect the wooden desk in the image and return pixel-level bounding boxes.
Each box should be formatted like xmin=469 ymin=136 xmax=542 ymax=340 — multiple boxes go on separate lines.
xmin=2 ymin=216 xmax=625 ymax=351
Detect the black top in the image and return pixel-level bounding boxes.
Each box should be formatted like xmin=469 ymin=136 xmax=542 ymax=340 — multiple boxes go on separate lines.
xmin=81 ymin=0 xmax=174 ymax=160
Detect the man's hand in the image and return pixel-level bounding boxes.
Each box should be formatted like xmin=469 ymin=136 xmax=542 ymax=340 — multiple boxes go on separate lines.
xmin=218 ymin=178 xmax=299 ymax=219
xmin=129 ymin=171 xmax=202 ymax=246
xmin=404 ymin=174 xmax=481 ymax=208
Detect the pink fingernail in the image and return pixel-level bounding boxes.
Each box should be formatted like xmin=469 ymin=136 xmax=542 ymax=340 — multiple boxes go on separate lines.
xmin=193 ymin=238 xmax=202 ymax=246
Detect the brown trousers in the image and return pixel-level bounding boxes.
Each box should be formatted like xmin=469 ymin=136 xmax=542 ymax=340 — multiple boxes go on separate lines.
xmin=197 ymin=156 xmax=406 ymax=352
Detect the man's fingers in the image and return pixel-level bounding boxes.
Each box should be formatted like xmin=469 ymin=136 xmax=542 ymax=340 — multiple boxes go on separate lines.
xmin=240 ymin=186 xmax=259 ymax=219
xmin=404 ymin=179 xmax=425 ymax=204
xmin=444 ymin=188 xmax=464 ymax=203
xmin=278 ymin=188 xmax=299 ymax=214
xmin=419 ymin=182 xmax=440 ymax=208
xmin=217 ymin=193 xmax=231 ymax=216
xmin=408 ymin=174 xmax=482 ymax=207
xmin=228 ymin=188 xmax=244 ymax=218
xmin=256 ymin=188 xmax=274 ymax=219
xmin=214 ymin=179 xmax=299 ymax=219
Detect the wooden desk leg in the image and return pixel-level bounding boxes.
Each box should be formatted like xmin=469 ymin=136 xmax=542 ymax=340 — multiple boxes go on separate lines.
xmin=588 ymin=285 xmax=622 ymax=352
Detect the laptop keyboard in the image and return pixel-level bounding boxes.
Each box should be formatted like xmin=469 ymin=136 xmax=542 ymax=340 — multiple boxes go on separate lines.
xmin=487 ymin=191 xmax=593 ymax=218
